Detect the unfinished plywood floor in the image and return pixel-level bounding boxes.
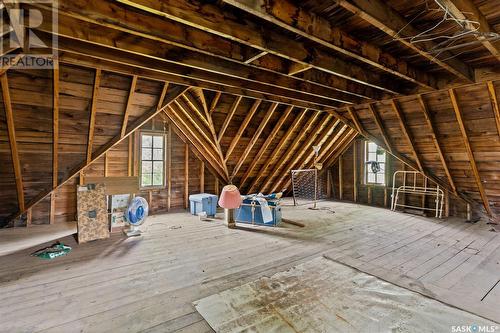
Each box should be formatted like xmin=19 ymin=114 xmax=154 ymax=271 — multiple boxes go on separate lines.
xmin=0 ymin=201 xmax=499 ymax=332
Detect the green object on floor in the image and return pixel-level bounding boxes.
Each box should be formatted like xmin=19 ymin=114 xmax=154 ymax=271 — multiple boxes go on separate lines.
xmin=31 ymin=242 xmax=72 ymax=260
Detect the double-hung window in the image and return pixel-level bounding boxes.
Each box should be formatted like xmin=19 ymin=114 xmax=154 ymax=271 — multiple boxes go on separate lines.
xmin=365 ymin=141 xmax=386 ymax=185
xmin=140 ymin=133 xmax=165 ymax=188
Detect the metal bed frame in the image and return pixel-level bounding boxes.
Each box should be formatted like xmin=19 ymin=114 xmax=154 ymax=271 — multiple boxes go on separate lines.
xmin=390 ymin=170 xmax=444 ymax=218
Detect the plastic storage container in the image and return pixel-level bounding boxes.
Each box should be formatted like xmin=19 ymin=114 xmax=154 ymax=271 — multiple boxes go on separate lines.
xmin=189 ymin=193 xmax=218 ymax=217
xmin=234 ymin=198 xmax=281 ymax=226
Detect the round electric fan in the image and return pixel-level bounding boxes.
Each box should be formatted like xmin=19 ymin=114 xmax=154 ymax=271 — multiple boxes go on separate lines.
xmin=125 ymin=196 xmax=149 ymax=237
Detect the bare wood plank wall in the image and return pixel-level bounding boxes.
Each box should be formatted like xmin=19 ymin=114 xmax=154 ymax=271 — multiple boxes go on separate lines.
xmin=329 ymin=139 xmax=467 ymax=217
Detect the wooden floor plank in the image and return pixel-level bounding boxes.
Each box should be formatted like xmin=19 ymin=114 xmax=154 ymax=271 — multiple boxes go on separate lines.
xmin=0 ymin=200 xmax=498 ymax=331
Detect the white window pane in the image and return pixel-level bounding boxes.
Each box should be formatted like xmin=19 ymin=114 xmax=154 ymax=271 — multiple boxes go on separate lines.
xmin=153 ymin=161 xmax=163 ymax=173
xmin=368 ymin=152 xmax=377 ymax=162
xmin=142 ymin=174 xmax=152 ymax=187
xmin=153 ymin=148 xmax=163 ymax=161
xmin=142 ymin=135 xmax=152 ymax=148
xmin=368 ymin=142 xmax=377 ymax=152
xmin=153 ymin=173 xmax=163 ymax=186
xmin=153 ymin=136 xmax=163 ymax=148
xmin=367 ymin=173 xmax=375 ymax=183
xmin=377 ymin=152 xmax=386 ymax=162
xmin=142 ymin=148 xmax=152 ymax=160
xmin=142 ymin=161 xmax=152 ymax=173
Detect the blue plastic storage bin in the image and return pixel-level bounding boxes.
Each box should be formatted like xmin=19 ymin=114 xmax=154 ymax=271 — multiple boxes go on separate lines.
xmin=235 ymin=198 xmax=281 ymax=226
xmin=189 ymin=193 xmax=218 ymax=217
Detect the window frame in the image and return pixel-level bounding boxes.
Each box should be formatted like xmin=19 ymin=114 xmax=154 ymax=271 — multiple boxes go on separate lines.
xmin=364 ymin=141 xmax=386 ymax=186
xmin=139 ymin=131 xmax=166 ymax=189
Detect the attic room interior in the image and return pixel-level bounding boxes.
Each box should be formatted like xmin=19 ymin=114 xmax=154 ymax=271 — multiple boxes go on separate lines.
xmin=0 ymin=0 xmax=499 ymax=331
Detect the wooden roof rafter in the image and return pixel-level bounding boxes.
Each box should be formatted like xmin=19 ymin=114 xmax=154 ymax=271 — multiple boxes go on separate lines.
xmin=449 ymin=88 xmax=492 ymax=217
xmin=269 ymin=113 xmax=330 ymax=193
xmin=86 ymin=68 xmax=102 ymax=164
xmin=278 ymin=119 xmax=346 ymax=192
xmin=120 ymin=75 xmax=138 ymax=138
xmin=367 ymin=103 xmax=393 ymax=154
xmin=172 ymin=100 xmax=223 ymax=161
xmin=391 ymin=99 xmax=424 ymax=173
xmin=418 ymin=94 xmax=457 ymax=194
xmin=52 ymin=59 xmax=59 ymax=188
xmin=323 ymin=129 xmax=358 ymax=170
xmin=225 ymin=99 xmax=261 ymax=161
xmin=163 ymin=107 xmax=228 ymax=182
xmin=1 ymin=73 xmax=24 ymax=212
xmin=218 ymin=95 xmax=243 ymax=142
xmin=248 ymin=110 xmax=310 ymax=193
xmin=486 ymin=81 xmax=500 ymax=138
xmin=231 ymin=102 xmax=278 ymax=180
xmin=239 ymin=105 xmax=294 ymax=188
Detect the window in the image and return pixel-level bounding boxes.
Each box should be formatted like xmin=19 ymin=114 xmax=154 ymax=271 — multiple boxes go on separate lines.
xmin=365 ymin=141 xmax=386 ymax=185
xmin=141 ymin=133 xmax=165 ymax=188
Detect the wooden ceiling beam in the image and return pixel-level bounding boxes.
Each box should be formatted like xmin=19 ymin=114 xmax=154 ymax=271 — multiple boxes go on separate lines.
xmin=1 ymin=73 xmax=24 ymax=212
xmin=418 ymin=95 xmax=457 ymax=194
xmin=248 ymin=110 xmax=308 ymax=193
xmin=47 ymin=34 xmax=343 ymax=109
xmin=57 ymin=51 xmax=329 ymax=111
xmin=391 ymin=99 xmax=424 ymax=173
xmin=487 ymin=81 xmax=500 ymax=138
xmin=437 ymin=0 xmax=500 ymax=62
xmin=86 ymin=68 xmax=102 ymax=164
xmin=367 ymin=103 xmax=393 ymax=154
xmin=223 ymin=0 xmax=439 ymax=90
xmin=45 ymin=1 xmax=382 ymax=101
xmin=35 ymin=11 xmax=357 ymax=106
xmin=232 ymin=102 xmax=278 ymax=179
xmin=225 ymin=99 xmax=261 ymax=161
xmin=239 ymin=105 xmax=294 ymax=189
xmin=449 ymin=88 xmax=492 ymax=216
xmin=336 ymin=0 xmax=474 ymax=83
xmin=112 ymin=0 xmax=403 ymax=94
